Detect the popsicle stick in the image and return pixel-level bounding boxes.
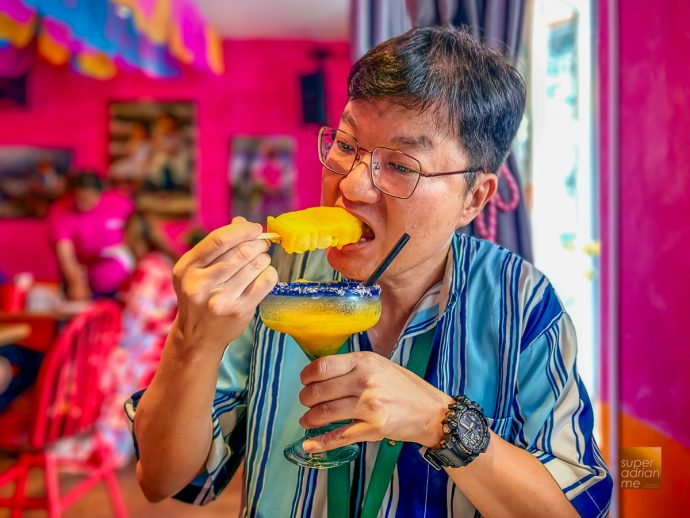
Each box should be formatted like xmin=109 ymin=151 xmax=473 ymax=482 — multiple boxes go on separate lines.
xmin=258 ymin=232 xmax=281 ymax=242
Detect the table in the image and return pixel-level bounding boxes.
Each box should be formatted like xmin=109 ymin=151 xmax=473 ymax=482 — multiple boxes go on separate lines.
xmin=0 ymin=323 xmax=31 ymax=346
xmin=0 ymin=301 xmax=91 ymax=353
xmin=0 ymin=302 xmax=89 ymax=352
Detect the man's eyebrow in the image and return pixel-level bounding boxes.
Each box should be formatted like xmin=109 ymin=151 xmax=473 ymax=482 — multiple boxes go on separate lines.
xmin=390 ymin=134 xmax=434 ymax=151
xmin=339 ymin=112 xmax=433 ymax=150
xmin=340 ymin=111 xmax=359 ymax=131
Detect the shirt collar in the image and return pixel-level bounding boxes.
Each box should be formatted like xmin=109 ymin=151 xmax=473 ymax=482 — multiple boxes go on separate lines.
xmin=331 ymin=234 xmax=461 ymax=341
xmin=397 ymin=239 xmax=458 ymax=340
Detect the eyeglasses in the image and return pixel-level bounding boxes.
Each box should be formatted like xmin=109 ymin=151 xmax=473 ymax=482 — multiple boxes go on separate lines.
xmin=317 ymin=126 xmax=483 ymax=199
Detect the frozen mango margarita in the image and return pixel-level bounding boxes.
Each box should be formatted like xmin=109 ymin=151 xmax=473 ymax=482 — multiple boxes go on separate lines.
xmin=258 ymin=281 xmax=382 ymax=468
xmin=260 ymin=281 xmax=381 ymax=359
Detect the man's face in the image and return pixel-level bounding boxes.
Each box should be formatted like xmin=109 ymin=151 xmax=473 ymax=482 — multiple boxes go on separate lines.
xmin=322 ymin=99 xmax=471 ymax=283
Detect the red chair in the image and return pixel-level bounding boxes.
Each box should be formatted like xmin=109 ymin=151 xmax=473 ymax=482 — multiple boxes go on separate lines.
xmin=0 ymin=301 xmax=128 ymax=517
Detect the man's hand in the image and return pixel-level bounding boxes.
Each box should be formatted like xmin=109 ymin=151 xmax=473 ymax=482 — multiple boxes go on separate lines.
xmin=133 ymin=217 xmax=278 ymax=501
xmin=170 ymin=216 xmax=278 ymax=355
xmin=298 ymin=351 xmax=454 ymax=452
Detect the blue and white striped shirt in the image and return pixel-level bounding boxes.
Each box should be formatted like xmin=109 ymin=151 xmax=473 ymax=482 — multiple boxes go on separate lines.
xmin=126 ymin=234 xmax=612 ymax=517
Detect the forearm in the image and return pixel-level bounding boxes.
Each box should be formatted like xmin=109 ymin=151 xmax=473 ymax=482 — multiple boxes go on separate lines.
xmin=134 ymin=325 xmax=225 ymax=501
xmin=131 ymin=219 xmax=274 ymax=501
xmin=61 ymin=261 xmax=87 ymax=286
xmin=445 ymin=431 xmax=578 ymax=518
xmin=417 ymin=395 xmax=577 ymax=517
xmin=55 ymin=241 xmax=88 ymax=288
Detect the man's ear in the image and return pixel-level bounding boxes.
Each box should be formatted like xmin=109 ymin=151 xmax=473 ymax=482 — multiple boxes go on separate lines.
xmin=456 ymin=173 xmax=498 ymax=228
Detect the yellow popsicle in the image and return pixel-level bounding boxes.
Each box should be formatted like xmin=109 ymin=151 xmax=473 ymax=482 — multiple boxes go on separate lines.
xmin=267 ymin=207 xmax=363 ymax=254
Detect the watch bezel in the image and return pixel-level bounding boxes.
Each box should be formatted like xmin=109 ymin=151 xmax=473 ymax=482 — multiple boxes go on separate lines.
xmin=423 ymin=395 xmax=490 ymax=469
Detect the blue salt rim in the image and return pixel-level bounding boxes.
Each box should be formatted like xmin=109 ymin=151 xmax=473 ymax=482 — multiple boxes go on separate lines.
xmin=269 ymin=281 xmax=381 ymax=298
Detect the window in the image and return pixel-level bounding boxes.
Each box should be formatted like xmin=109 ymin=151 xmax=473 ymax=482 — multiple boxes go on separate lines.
xmin=519 ymin=0 xmax=599 ymax=408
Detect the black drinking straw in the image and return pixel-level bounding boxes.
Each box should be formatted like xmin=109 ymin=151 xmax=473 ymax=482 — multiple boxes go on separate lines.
xmin=363 ymin=233 xmax=411 ymax=287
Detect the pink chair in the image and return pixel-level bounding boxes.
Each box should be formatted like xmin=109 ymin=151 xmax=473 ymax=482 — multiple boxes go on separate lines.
xmin=0 ymin=301 xmax=128 ymax=517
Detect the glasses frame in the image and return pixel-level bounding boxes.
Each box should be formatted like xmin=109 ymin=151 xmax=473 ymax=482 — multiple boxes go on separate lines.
xmin=318 ymin=126 xmax=484 ymax=199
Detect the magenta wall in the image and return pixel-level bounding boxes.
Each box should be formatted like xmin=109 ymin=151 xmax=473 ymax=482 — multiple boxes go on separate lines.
xmin=599 ymin=0 xmax=690 ymax=446
xmin=0 ymin=39 xmax=351 ymax=280
xmin=598 ymin=2 xmax=690 ymax=511
xmin=598 ymin=3 xmax=690 ymax=512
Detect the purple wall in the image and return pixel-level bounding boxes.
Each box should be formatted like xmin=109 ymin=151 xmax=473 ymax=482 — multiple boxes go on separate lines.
xmin=0 ymin=39 xmax=351 ymax=280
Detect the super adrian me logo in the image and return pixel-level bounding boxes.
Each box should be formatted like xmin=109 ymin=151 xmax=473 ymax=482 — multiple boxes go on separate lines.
xmin=620 ymin=447 xmax=661 ymax=489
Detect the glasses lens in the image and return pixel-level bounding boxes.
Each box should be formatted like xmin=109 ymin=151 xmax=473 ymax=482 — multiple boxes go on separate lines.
xmin=371 ymin=148 xmax=421 ymax=198
xmin=319 ymin=128 xmax=358 ymax=175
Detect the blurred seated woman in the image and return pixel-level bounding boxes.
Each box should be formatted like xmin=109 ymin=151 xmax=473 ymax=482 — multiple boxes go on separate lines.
xmin=119 ymin=212 xmax=178 ymax=387
xmin=53 ymin=212 xmax=178 ymax=466
xmin=48 ymin=171 xmax=135 ymax=300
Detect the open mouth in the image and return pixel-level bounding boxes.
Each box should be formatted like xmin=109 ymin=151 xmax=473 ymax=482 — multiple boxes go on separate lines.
xmin=359 ymin=221 xmax=376 ymax=243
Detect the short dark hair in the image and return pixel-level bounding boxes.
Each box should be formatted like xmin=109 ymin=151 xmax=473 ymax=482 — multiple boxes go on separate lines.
xmin=69 ymin=170 xmax=104 ymax=191
xmin=348 ymin=26 xmax=526 ymax=190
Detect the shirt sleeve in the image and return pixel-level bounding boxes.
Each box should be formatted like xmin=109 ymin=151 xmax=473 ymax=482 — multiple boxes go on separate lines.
xmin=515 ymin=304 xmax=613 ymax=517
xmin=124 ymin=318 xmax=256 ymax=506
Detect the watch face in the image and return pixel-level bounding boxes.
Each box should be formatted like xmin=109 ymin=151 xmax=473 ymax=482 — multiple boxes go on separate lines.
xmin=457 ymin=409 xmax=486 ymax=453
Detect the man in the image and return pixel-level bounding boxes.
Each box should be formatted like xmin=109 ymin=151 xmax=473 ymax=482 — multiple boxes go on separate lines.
xmin=49 ymin=171 xmax=134 ymax=299
xmin=129 ymin=27 xmax=612 ymax=517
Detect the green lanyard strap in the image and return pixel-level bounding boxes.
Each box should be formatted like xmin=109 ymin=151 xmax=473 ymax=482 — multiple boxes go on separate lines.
xmin=327 ymin=327 xmax=436 ymax=518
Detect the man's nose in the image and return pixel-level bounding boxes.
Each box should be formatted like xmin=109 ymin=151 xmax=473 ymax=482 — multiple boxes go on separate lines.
xmin=338 ymin=151 xmax=380 ymax=204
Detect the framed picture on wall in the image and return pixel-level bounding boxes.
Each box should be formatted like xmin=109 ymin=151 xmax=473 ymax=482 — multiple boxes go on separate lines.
xmin=108 ymin=101 xmax=196 ymax=216
xmin=0 ymin=146 xmax=72 ymax=218
xmin=229 ymin=135 xmax=296 ymax=223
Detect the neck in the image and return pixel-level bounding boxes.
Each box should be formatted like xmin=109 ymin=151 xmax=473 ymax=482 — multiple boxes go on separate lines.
xmin=368 ymin=243 xmax=450 ymax=356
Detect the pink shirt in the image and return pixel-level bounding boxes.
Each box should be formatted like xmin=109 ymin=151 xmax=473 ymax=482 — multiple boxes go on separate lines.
xmin=49 ymin=191 xmax=135 ymax=294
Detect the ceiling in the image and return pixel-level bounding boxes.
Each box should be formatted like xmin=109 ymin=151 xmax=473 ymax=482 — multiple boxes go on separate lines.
xmin=193 ymin=0 xmax=350 ymax=41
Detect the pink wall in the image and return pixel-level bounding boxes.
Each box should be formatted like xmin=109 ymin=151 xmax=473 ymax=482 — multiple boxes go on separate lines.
xmin=0 ymin=39 xmax=351 ymax=280
xmin=599 ymin=0 xmax=690 ymax=446
xmin=599 ymin=4 xmax=690 ymax=512
xmin=616 ymin=1 xmax=690 ymax=446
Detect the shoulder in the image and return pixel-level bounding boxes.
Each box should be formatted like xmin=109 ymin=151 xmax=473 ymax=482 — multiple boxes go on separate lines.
xmin=102 ymin=190 xmax=135 ymax=213
xmin=138 ymin=251 xmax=170 ymax=271
xmin=46 ymin=196 xmax=77 ymax=240
xmin=47 ymin=195 xmax=75 ymax=220
xmin=455 ymin=234 xmax=565 ymax=347
xmin=455 ymin=233 xmax=541 ymax=289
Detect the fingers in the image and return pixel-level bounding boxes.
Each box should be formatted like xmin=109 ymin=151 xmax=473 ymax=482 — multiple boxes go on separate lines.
xmin=299 ymin=375 xmax=358 ymax=408
xmin=299 ymin=397 xmax=359 ymax=429
xmin=300 ymin=354 xmax=358 ymax=385
xmin=202 ymin=239 xmax=270 ymax=287
xmin=224 ymin=252 xmax=273 ymax=298
xmin=177 ymin=220 xmax=263 ymax=271
xmin=302 ymin=421 xmax=375 ymax=453
xmin=238 ymin=265 xmax=279 ymax=307
xmin=206 ymin=262 xmax=278 ymax=316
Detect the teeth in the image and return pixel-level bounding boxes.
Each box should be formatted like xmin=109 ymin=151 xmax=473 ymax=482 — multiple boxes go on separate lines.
xmin=359 ymin=238 xmax=366 ymax=243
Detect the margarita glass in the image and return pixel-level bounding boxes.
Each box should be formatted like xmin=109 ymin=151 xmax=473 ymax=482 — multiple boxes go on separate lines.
xmin=259 ymin=281 xmax=382 ymax=469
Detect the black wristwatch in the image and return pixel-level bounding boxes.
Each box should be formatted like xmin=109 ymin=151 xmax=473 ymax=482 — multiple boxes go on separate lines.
xmin=422 ymin=395 xmax=490 ymax=470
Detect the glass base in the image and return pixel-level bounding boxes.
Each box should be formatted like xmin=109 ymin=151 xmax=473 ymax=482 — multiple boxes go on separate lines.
xmin=284 ymin=422 xmax=359 ymax=469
